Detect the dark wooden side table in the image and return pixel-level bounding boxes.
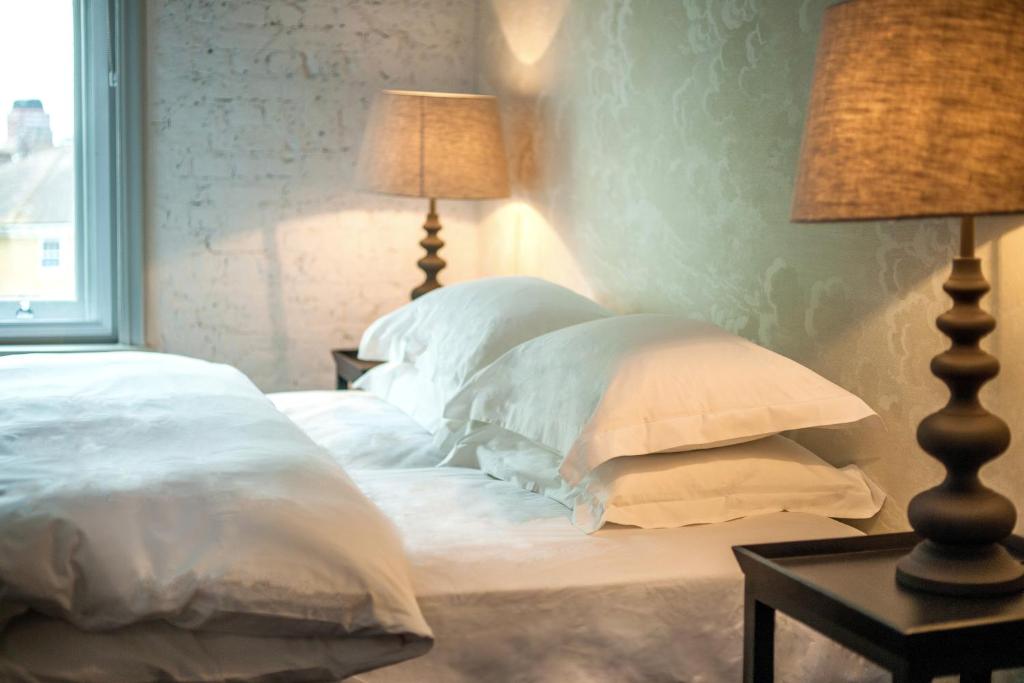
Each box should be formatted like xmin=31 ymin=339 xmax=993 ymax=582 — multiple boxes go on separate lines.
xmin=734 ymin=533 xmax=1024 ymax=683
xmin=331 ymin=349 xmax=383 ymax=389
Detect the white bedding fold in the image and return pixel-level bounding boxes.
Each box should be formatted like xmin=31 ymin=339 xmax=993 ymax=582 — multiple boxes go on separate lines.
xmin=0 ymin=352 xmax=431 ymax=680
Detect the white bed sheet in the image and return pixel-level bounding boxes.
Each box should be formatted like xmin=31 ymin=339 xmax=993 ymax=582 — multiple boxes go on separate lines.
xmin=270 ymin=390 xmax=442 ymax=469
xmin=349 ymin=467 xmax=888 ymax=683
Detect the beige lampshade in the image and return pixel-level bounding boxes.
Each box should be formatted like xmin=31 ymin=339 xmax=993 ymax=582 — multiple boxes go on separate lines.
xmin=791 ymin=0 xmax=1024 ymax=222
xmin=356 ymin=90 xmax=510 ymax=200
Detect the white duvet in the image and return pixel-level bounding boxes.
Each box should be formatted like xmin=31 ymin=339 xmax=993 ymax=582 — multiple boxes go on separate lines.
xmin=0 ymin=352 xmax=432 ymax=682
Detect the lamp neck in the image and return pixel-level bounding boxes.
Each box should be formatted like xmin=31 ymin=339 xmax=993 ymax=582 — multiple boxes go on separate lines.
xmin=429 ymin=197 xmax=437 ymax=217
xmin=960 ymin=215 xmax=975 ymax=259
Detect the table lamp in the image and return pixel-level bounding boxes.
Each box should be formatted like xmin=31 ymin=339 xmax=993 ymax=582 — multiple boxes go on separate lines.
xmin=792 ymin=0 xmax=1024 ymax=596
xmin=356 ymin=90 xmax=510 ymax=299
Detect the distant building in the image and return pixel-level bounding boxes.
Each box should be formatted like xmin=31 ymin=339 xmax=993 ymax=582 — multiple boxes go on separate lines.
xmin=0 ymin=223 xmax=76 ymax=302
xmin=7 ymin=100 xmax=53 ymax=155
xmin=0 ymin=109 xmax=75 ymax=301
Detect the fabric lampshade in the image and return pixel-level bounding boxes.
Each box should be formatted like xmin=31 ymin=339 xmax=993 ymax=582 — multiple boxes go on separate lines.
xmin=791 ymin=0 xmax=1024 ymax=222
xmin=356 ymin=90 xmax=510 ymax=200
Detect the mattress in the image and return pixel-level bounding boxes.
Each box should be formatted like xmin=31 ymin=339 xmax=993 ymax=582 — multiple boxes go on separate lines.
xmin=349 ymin=466 xmax=888 ymax=683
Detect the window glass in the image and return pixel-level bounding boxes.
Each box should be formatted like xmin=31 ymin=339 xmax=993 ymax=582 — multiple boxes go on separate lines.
xmin=0 ymin=1 xmax=77 ymax=316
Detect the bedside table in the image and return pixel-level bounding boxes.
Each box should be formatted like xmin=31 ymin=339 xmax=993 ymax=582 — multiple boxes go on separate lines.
xmin=734 ymin=533 xmax=1024 ymax=682
xmin=331 ymin=349 xmax=383 ymax=389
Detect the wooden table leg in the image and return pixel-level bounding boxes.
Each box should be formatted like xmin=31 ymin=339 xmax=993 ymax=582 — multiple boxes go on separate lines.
xmin=744 ymin=586 xmax=775 ymax=683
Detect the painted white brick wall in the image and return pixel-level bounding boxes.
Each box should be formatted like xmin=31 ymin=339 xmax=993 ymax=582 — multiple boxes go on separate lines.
xmin=146 ymin=0 xmax=483 ymax=390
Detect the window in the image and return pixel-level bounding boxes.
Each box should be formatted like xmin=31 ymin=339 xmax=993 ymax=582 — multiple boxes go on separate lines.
xmin=41 ymin=240 xmax=61 ymax=268
xmin=0 ymin=0 xmax=142 ymax=345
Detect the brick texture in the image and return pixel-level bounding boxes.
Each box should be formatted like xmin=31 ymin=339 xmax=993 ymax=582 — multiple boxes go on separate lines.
xmin=145 ymin=0 xmax=482 ymax=390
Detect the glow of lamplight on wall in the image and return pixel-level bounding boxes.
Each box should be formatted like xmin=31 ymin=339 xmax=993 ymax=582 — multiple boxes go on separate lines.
xmin=978 ymin=214 xmax=1024 ymax=360
xmin=481 ymin=200 xmax=591 ymax=296
xmin=491 ymin=0 xmax=569 ymax=66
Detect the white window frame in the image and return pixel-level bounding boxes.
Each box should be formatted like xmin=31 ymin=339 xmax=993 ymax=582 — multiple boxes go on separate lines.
xmin=0 ymin=0 xmax=143 ymax=346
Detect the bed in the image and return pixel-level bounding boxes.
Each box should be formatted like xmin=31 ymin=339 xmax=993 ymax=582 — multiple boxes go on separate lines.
xmin=1 ymin=277 xmax=898 ymax=681
xmin=270 ymin=386 xmax=887 ymax=682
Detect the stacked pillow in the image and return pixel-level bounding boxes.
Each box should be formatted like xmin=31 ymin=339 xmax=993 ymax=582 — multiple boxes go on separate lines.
xmin=450 ymin=424 xmax=883 ymax=532
xmin=354 ymin=276 xmax=613 ymax=432
xmin=356 ymin=279 xmax=884 ymax=532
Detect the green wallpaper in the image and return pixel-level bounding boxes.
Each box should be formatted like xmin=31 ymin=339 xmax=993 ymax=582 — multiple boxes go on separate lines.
xmin=479 ymin=0 xmax=1024 ymax=532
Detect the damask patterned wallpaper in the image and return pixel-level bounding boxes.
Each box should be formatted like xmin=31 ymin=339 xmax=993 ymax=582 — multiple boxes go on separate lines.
xmin=477 ymin=0 xmax=1024 ymax=531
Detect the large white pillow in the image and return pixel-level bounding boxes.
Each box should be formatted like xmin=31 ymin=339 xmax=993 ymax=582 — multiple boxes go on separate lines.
xmin=357 ymin=277 xmax=612 ymax=415
xmin=438 ymin=314 xmax=877 ymax=484
xmin=353 ymin=361 xmax=446 ymax=433
xmin=452 ymin=425 xmax=884 ymax=532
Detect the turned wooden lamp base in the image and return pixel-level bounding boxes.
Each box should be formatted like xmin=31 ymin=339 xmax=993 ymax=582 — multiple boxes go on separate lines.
xmin=897 ymin=540 xmax=1024 ymax=597
xmin=411 ymin=197 xmax=446 ymax=300
xmin=895 ymin=216 xmax=1024 ymax=597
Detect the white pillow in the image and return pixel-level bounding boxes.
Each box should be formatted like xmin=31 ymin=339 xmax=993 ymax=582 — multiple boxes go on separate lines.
xmin=453 ymin=425 xmax=884 ymax=532
xmin=353 ymin=361 xmax=446 ymax=433
xmin=357 ymin=277 xmax=612 ymax=414
xmin=438 ymin=314 xmax=877 ymax=484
